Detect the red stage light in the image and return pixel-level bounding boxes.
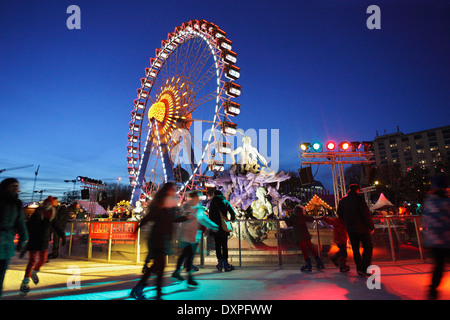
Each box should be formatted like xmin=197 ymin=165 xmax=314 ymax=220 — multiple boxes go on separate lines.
xmin=326 ymin=142 xmax=336 ymax=150
xmin=339 ymin=142 xmax=350 ymax=150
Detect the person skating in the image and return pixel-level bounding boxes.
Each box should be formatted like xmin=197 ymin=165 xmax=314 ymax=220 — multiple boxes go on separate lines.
xmin=0 ymin=178 xmax=28 ymax=299
xmin=130 ymin=182 xmax=190 ymax=300
xmin=337 ymin=184 xmax=374 ymax=277
xmin=423 ymin=175 xmax=450 ymax=300
xmin=320 ymin=215 xmax=349 ymax=272
xmin=285 ymin=205 xmax=324 ymax=272
xmin=48 ymin=197 xmax=69 ymax=259
xmin=172 ymin=191 xmax=218 ymax=286
xmin=19 ymin=196 xmax=66 ymax=296
xmin=208 ymin=190 xmax=236 ymax=272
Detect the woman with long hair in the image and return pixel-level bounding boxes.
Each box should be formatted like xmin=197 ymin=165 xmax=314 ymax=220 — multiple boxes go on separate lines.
xmin=131 ymin=182 xmax=190 ymax=300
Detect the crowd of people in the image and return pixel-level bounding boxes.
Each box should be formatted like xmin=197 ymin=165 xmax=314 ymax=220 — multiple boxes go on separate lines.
xmin=130 ymin=184 xmax=235 ymax=300
xmin=0 ymin=176 xmax=449 ymax=300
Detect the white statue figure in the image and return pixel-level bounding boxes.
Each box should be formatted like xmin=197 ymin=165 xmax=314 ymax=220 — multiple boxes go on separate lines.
xmin=230 ymin=132 xmax=269 ymax=174
xmin=130 ymin=200 xmax=145 ymax=221
xmin=250 ymin=187 xmax=273 ymax=219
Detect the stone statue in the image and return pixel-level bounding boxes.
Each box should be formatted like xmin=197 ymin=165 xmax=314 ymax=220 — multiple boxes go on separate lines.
xmin=230 ymin=132 xmax=269 ymax=174
xmin=250 ymin=187 xmax=273 ymax=219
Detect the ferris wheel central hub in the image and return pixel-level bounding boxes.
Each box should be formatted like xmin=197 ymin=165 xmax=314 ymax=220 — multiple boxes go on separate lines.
xmin=148 ymin=101 xmax=166 ymax=123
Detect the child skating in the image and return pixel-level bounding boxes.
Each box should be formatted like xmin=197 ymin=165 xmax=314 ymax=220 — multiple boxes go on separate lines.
xmin=320 ymin=216 xmax=350 ymax=272
xmin=285 ymin=205 xmax=324 ymax=272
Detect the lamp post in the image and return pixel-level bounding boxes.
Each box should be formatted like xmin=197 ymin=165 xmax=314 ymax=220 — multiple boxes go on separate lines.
xmin=115 ymin=177 xmax=122 ymax=205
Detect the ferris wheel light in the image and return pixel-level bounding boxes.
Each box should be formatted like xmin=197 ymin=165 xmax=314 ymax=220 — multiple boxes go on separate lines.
xmin=223 ymin=101 xmax=240 ymax=116
xmin=225 ymin=64 xmax=240 ymax=80
xmin=225 ymin=82 xmax=241 ymax=97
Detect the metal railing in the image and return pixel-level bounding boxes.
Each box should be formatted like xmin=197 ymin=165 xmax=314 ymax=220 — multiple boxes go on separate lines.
xmin=60 ymin=215 xmax=427 ymax=266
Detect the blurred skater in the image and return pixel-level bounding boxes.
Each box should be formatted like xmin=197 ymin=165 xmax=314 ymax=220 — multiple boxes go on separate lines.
xmin=208 ymin=190 xmax=236 ymax=272
xmin=48 ymin=197 xmax=69 ymax=259
xmin=130 ymin=182 xmax=190 ymax=300
xmin=423 ymin=175 xmax=450 ymax=300
xmin=20 ymin=196 xmax=66 ymax=296
xmin=172 ymin=191 xmax=218 ymax=286
xmin=0 ymin=178 xmax=28 ymax=298
xmin=320 ymin=216 xmax=349 ymax=272
xmin=285 ymin=205 xmax=324 ymax=272
xmin=337 ymin=184 xmax=374 ymax=277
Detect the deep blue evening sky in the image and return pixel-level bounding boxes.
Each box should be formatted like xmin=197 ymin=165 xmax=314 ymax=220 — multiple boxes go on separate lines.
xmin=1 ymin=0 xmax=449 ymax=201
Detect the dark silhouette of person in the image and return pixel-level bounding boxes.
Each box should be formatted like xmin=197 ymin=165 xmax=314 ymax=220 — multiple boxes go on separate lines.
xmin=423 ymin=175 xmax=450 ymax=300
xmin=337 ymin=184 xmax=374 ymax=277
xmin=208 ymin=190 xmax=236 ymax=272
xmin=0 ymin=178 xmax=28 ymax=298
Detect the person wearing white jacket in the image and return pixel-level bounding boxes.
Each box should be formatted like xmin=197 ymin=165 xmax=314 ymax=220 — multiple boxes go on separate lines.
xmin=172 ymin=191 xmax=218 ymax=286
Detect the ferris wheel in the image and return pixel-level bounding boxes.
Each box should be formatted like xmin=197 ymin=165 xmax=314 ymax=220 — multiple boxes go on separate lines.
xmin=127 ymin=19 xmax=241 ymax=204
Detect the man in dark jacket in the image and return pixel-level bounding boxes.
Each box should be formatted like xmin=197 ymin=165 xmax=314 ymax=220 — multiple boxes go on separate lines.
xmin=49 ymin=198 xmax=69 ymax=259
xmin=208 ymin=190 xmax=236 ymax=272
xmin=337 ymin=184 xmax=374 ymax=277
xmin=0 ymin=178 xmax=28 ymax=298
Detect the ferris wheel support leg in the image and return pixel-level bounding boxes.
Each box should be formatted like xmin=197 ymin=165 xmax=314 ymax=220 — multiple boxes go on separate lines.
xmin=131 ymin=138 xmax=153 ymax=205
xmin=161 ymin=143 xmax=175 ymax=182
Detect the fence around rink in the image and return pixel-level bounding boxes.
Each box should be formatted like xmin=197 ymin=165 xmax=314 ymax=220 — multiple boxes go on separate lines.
xmin=58 ymin=215 xmax=428 ymax=266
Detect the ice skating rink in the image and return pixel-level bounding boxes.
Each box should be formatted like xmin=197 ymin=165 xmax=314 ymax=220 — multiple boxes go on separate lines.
xmin=2 ymin=257 xmax=449 ymax=300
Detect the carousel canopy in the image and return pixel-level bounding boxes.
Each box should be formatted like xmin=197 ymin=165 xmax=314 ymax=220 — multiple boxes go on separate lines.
xmin=305 ymin=194 xmax=333 ymax=212
xmin=371 ymin=193 xmax=394 ymax=212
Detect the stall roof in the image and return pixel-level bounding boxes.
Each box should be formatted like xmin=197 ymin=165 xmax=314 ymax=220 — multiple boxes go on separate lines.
xmin=74 ymin=200 xmax=107 ymax=216
xmin=371 ymin=193 xmax=394 ymax=212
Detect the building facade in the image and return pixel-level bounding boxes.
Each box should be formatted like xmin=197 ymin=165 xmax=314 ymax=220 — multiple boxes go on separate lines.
xmin=373 ymin=125 xmax=450 ymax=175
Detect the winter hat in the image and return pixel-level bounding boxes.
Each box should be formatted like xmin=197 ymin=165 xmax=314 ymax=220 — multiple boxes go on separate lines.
xmin=43 ymin=196 xmax=54 ymax=204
